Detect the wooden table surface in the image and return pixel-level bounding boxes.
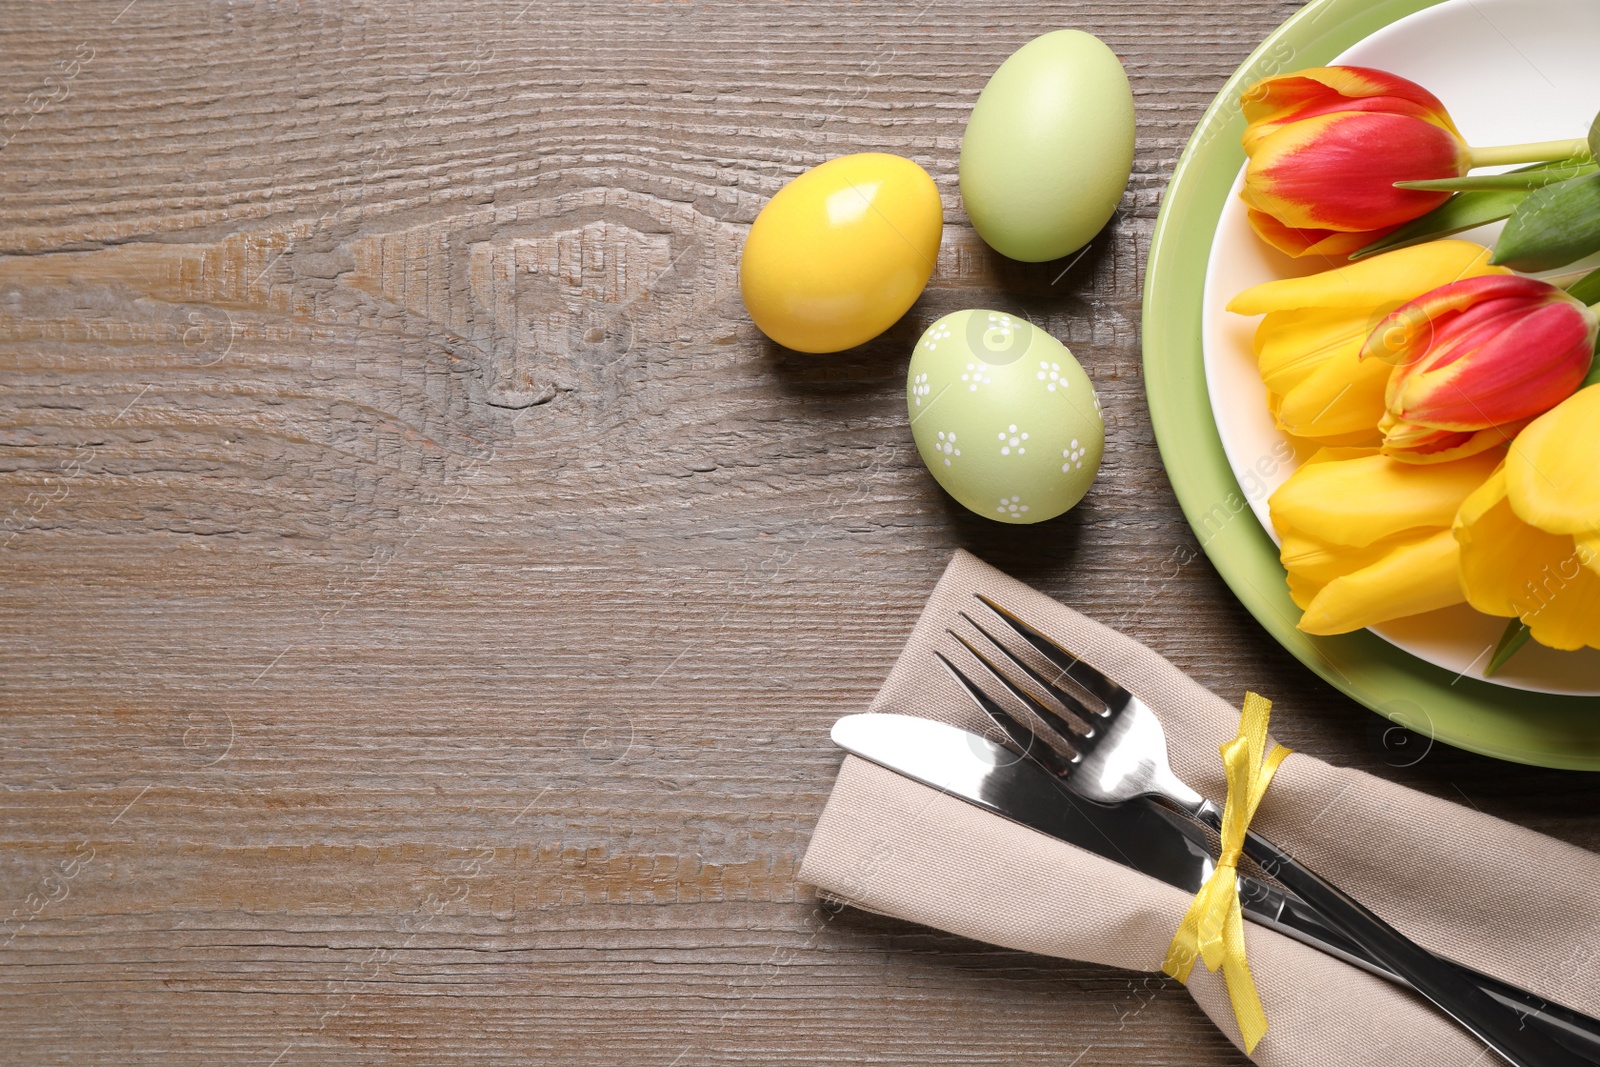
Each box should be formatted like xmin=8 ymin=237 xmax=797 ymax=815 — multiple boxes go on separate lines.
xmin=3 ymin=1 xmax=1596 ymax=1063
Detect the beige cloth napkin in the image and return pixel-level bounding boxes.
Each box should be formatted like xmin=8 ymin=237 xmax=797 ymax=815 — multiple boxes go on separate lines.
xmin=799 ymin=550 xmax=1600 ymax=1065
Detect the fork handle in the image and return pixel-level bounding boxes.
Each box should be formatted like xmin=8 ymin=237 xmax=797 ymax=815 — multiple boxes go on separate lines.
xmin=1215 ymin=812 xmax=1594 ymax=1067
xmin=1264 ymin=887 xmax=1600 ymax=1061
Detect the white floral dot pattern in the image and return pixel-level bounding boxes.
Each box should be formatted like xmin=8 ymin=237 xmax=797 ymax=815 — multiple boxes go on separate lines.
xmin=1035 ymin=360 xmax=1069 ymax=392
xmin=996 ymin=495 xmax=1029 ymax=518
xmin=1063 ymin=438 xmax=1088 ymax=471
xmin=959 ymin=361 xmax=993 ymax=392
xmin=911 ymin=372 xmax=930 ymax=406
xmin=921 ymin=321 xmax=954 ymax=351
xmin=1092 ymin=391 xmax=1103 ymax=418
xmin=981 ymin=312 xmax=1022 ymax=346
xmin=935 ymin=430 xmax=960 ymax=467
xmin=997 ymin=423 xmax=1028 ymax=457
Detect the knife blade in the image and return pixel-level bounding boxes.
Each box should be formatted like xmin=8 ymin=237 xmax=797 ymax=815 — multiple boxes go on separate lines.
xmin=831 ymin=713 xmax=1600 ymax=1061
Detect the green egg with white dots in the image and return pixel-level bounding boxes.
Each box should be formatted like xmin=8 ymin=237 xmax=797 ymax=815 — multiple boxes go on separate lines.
xmin=908 ymin=309 xmax=1104 ymax=524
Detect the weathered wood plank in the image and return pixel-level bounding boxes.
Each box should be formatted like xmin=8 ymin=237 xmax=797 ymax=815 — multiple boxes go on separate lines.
xmin=2 ymin=1 xmax=1594 ymax=1064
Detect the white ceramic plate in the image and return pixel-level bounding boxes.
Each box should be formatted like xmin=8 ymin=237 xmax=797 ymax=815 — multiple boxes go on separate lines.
xmin=1202 ymin=0 xmax=1600 ymax=695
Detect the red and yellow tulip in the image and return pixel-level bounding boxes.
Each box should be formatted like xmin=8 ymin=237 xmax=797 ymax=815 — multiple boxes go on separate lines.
xmin=1360 ymin=274 xmax=1598 ymax=463
xmin=1239 ymin=66 xmax=1470 ymax=257
xmin=1268 ymin=446 xmax=1503 ymax=635
xmin=1455 ymin=385 xmax=1600 ymax=652
xmin=1227 ymin=240 xmax=1508 ymax=445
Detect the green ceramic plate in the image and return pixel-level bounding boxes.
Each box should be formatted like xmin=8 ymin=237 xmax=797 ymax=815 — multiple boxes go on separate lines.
xmin=1142 ymin=0 xmax=1600 ymax=768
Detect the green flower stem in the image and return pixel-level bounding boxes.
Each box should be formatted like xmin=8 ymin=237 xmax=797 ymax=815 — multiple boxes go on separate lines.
xmin=1484 ymin=619 xmax=1533 ymax=678
xmin=1468 ymin=139 xmax=1593 ymax=169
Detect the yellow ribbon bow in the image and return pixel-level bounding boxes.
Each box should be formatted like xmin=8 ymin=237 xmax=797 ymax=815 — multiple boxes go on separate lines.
xmin=1162 ymin=692 xmax=1291 ymax=1054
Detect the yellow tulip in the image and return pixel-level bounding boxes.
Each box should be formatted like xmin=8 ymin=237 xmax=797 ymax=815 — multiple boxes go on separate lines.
xmin=1227 ymin=241 xmax=1509 ymax=446
xmin=1454 ymin=385 xmax=1600 ymax=651
xmin=1268 ymin=446 xmax=1503 ymax=635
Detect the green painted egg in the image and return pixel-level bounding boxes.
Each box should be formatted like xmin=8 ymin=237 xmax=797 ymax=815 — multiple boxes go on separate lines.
xmin=959 ymin=30 xmax=1135 ymax=262
xmin=908 ymin=309 xmax=1104 ymax=524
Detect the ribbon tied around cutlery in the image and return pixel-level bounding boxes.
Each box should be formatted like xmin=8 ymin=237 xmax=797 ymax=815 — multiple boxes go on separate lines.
xmin=1162 ymin=692 xmax=1291 ymax=1054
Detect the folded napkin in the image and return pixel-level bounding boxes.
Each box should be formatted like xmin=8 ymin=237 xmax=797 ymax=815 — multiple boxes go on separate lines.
xmin=799 ymin=550 xmax=1600 ymax=1065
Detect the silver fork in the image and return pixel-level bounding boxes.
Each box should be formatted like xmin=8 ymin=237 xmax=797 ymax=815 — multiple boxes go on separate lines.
xmin=954 ymin=596 xmax=1221 ymax=822
xmin=938 ymin=593 xmax=1595 ymax=1067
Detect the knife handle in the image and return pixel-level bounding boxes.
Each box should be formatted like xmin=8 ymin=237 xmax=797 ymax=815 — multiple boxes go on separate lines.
xmin=1234 ymin=825 xmax=1592 ymax=1067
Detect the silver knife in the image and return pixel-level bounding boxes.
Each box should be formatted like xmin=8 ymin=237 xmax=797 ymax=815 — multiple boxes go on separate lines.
xmin=831 ymin=713 xmax=1600 ymax=1061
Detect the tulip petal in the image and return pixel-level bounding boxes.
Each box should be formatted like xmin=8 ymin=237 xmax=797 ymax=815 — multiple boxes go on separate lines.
xmin=1391 ymin=302 xmax=1592 ymax=427
xmin=1370 ymin=275 xmax=1596 ymax=431
xmin=1580 ymin=532 xmax=1600 ymax=579
xmin=1241 ymin=66 xmax=1461 ymax=141
xmin=1296 ymin=528 xmax=1466 ymax=635
xmin=1453 ymin=469 xmax=1515 ymax=615
xmin=1226 ymin=240 xmax=1501 ymax=316
xmin=1242 ymin=112 xmax=1464 ymax=232
xmin=1455 ymin=469 xmax=1600 ymax=651
xmin=1506 ymin=384 xmax=1600 ymax=536
xmin=1522 ymin=564 xmax=1600 ymax=652
xmin=1377 ymin=416 xmax=1522 ymax=465
xmin=1365 ymin=274 xmax=1548 ymax=367
xmin=1237 ymin=67 xmax=1469 ymax=259
xmin=1276 ymin=338 xmax=1393 ymax=440
xmin=1242 ymin=210 xmax=1387 ymax=259
xmin=1282 ymin=529 xmax=1374 ymax=590
xmin=1269 ymin=447 xmax=1502 ymax=548
xmin=1254 ymin=306 xmax=1373 ymax=395
xmin=1281 ymin=528 xmax=1410 ymax=606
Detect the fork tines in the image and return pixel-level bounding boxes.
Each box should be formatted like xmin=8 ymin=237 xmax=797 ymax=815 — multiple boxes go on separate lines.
xmin=932 ymin=647 xmax=1078 ymax=777
xmin=972 ymin=594 xmax=1129 ymax=711
xmin=937 ymin=595 xmax=1131 ymax=776
xmin=949 ymin=622 xmax=1097 ymax=741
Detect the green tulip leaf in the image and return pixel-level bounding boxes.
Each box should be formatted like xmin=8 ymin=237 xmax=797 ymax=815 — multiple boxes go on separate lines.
xmin=1396 ymin=159 xmax=1597 ymax=192
xmin=1568 ymin=267 xmax=1600 ymax=392
xmin=1484 ymin=619 xmax=1533 ymax=678
xmin=1349 ymin=189 xmax=1528 ymax=260
xmin=1492 ymin=171 xmax=1600 ymax=271
xmin=1567 ymin=266 xmax=1600 ymax=306
xmin=1590 ymin=107 xmax=1600 ymax=162
xmin=1581 ymin=263 xmax=1600 ymax=389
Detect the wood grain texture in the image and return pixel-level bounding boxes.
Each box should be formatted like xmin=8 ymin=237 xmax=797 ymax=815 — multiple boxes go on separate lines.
xmin=1 ymin=1 xmax=1595 ymax=1064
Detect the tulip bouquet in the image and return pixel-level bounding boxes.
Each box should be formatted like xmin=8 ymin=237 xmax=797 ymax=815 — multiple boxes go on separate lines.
xmin=1228 ymin=66 xmax=1600 ymax=670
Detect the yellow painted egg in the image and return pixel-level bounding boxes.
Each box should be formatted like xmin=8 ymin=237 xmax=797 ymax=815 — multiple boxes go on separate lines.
xmin=740 ymin=153 xmax=943 ymax=353
xmin=960 ymin=31 xmax=1135 ymax=262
